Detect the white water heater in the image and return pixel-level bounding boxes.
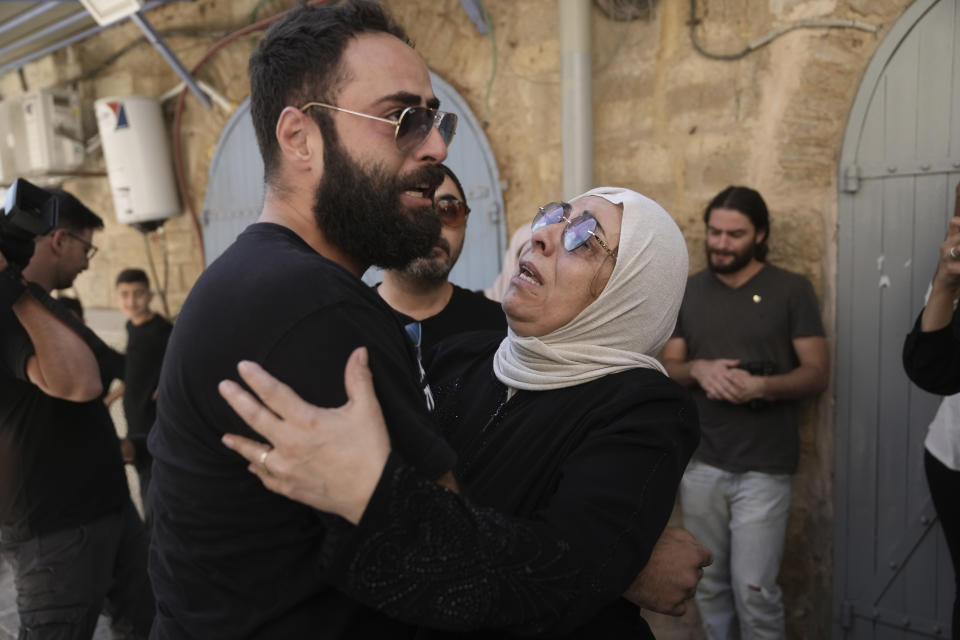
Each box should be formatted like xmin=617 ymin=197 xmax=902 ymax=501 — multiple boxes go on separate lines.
xmin=95 ymin=95 xmax=179 ymax=226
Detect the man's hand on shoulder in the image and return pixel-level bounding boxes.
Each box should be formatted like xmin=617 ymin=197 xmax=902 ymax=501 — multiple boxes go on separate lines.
xmin=622 ymin=526 xmax=713 ymax=615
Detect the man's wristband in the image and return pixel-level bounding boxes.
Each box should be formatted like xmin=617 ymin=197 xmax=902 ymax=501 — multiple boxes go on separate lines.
xmin=0 ymin=269 xmax=26 ymax=307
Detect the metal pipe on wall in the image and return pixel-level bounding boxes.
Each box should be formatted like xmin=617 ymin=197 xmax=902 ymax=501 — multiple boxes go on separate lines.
xmin=559 ymin=0 xmax=593 ymax=200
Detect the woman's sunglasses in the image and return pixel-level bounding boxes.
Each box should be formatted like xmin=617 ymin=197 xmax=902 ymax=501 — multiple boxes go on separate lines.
xmin=436 ymin=197 xmax=469 ymax=228
xmin=531 ymin=202 xmax=617 ymax=260
xmin=299 ymin=102 xmax=458 ymax=153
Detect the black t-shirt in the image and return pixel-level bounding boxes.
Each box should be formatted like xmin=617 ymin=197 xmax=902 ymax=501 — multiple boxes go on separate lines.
xmin=388 ymin=284 xmax=507 ymax=355
xmin=330 ymin=332 xmax=700 ymax=638
xmin=0 ymin=295 xmax=128 ymax=541
xmin=122 ymin=313 xmax=172 ymax=468
xmin=673 ymin=265 xmax=825 ymax=474
xmin=148 ymin=223 xmax=457 ymax=639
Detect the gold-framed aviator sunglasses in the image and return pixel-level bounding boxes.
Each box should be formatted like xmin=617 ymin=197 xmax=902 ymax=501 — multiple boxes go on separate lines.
xmin=299 ymin=102 xmax=458 ymax=153
xmin=531 ymin=202 xmax=618 ymax=261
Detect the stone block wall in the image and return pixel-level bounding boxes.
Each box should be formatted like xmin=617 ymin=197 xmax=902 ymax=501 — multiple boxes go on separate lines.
xmin=0 ymin=0 xmax=917 ymax=637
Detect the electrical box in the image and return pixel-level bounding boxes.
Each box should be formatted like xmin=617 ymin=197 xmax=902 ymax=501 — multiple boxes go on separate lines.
xmin=0 ymin=90 xmax=85 ymax=185
xmin=78 ymin=0 xmax=146 ymax=26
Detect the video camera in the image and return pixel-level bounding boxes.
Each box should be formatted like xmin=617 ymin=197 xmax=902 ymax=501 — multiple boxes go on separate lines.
xmin=735 ymin=360 xmax=777 ymax=409
xmin=0 ymin=178 xmax=59 ymax=272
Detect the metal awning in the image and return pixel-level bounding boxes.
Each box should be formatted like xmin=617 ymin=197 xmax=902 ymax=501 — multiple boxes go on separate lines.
xmin=0 ymin=1 xmax=210 ymax=107
xmin=0 ymin=1 xmax=101 ymax=72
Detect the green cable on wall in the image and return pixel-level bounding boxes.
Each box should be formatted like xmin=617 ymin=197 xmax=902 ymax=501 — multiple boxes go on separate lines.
xmin=477 ymin=0 xmax=497 ymax=116
xmin=249 ymin=0 xmax=271 ymax=24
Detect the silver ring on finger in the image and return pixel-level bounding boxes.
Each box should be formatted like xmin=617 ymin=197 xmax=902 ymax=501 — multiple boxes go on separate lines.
xmin=950 ymin=246 xmax=958 ymax=260
xmin=259 ymin=447 xmax=273 ymax=474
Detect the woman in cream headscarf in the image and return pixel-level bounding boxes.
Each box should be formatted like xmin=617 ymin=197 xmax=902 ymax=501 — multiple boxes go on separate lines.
xmin=219 ymin=188 xmax=703 ymax=639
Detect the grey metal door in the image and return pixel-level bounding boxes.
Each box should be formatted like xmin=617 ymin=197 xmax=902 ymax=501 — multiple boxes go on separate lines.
xmin=834 ymin=0 xmax=960 ymax=637
xmin=202 ymin=72 xmax=505 ymax=292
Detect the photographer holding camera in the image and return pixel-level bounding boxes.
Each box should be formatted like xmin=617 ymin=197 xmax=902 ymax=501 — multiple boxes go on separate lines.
xmin=661 ymin=186 xmax=828 ymax=640
xmin=0 ymin=183 xmax=153 ymax=639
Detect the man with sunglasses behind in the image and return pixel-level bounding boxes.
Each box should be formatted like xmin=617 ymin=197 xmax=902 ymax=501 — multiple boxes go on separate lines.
xmin=378 ymin=164 xmax=506 ymax=356
xmin=147 ymin=2 xmax=461 ymax=638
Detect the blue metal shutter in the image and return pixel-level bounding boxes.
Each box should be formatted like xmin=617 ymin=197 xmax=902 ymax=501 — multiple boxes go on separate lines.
xmin=834 ymin=1 xmax=960 ymax=637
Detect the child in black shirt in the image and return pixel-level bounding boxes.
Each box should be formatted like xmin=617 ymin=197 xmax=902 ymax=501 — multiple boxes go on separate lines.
xmin=115 ymin=268 xmax=172 ymax=522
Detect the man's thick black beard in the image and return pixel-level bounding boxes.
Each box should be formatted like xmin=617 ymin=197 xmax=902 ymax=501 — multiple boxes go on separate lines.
xmin=707 ymin=245 xmax=755 ymax=275
xmin=313 ymin=137 xmax=442 ymax=270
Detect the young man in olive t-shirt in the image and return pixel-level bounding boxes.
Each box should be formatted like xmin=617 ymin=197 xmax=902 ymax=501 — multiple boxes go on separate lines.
xmin=661 ymin=186 xmax=829 ymax=640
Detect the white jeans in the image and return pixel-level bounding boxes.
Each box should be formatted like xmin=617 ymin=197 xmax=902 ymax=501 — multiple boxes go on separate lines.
xmin=680 ymin=459 xmax=792 ymax=640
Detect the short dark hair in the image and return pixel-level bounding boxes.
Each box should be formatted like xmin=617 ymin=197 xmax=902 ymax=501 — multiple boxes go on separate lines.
xmin=248 ymin=0 xmax=410 ymax=184
xmin=439 ymin=164 xmax=466 ymax=205
xmin=703 ymin=186 xmax=770 ymax=261
xmin=47 ymin=188 xmax=104 ymax=233
xmin=116 ymin=268 xmax=149 ymax=287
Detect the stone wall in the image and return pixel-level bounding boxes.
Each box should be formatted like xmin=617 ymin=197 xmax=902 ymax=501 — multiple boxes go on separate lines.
xmin=0 ymin=0 xmax=917 ymax=637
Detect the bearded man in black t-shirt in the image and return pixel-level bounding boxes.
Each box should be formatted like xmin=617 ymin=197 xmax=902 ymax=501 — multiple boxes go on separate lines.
xmin=146 ymin=3 xmax=463 ymax=638
xmin=377 ymin=164 xmax=507 ymax=357
xmin=0 ymin=189 xmax=154 ymax=639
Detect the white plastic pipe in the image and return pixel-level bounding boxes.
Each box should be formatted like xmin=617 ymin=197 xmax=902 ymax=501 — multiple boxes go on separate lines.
xmin=559 ymin=0 xmax=593 ymax=200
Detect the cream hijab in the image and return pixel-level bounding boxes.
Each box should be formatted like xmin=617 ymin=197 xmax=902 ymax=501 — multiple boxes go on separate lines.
xmin=492 ymin=187 xmax=688 ymax=391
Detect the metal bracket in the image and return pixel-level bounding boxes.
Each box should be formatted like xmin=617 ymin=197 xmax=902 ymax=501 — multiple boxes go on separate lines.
xmin=847 ymin=602 xmax=946 ymax=636
xmin=839 ymin=600 xmax=854 ymax=629
xmin=842 ymin=164 xmax=860 ymax=193
xmin=129 ymin=11 xmax=211 ymax=108
xmin=868 ymin=497 xmax=937 ymax=606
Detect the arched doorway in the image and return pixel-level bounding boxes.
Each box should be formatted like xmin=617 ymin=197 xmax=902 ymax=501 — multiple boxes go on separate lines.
xmin=833 ymin=1 xmax=960 ymax=637
xmin=201 ymin=72 xmax=506 ymax=291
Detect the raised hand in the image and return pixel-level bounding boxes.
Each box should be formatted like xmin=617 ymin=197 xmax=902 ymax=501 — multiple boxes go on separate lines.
xmin=219 ymin=347 xmax=391 ymax=525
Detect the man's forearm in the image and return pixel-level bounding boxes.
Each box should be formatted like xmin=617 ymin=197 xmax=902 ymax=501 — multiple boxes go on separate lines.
xmin=663 ymin=360 xmax=697 ymax=387
xmin=14 ymin=292 xmax=102 ymax=400
xmin=757 ymin=364 xmax=827 ymax=401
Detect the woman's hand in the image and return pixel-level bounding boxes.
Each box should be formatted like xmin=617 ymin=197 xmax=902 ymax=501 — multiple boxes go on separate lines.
xmin=622 ymin=526 xmax=712 ymax=616
xmin=219 ymin=347 xmax=391 ymax=525
xmin=933 ymin=217 xmax=960 ymax=295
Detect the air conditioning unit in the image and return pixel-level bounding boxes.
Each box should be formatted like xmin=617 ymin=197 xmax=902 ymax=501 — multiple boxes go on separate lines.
xmin=0 ymin=90 xmax=85 ymax=185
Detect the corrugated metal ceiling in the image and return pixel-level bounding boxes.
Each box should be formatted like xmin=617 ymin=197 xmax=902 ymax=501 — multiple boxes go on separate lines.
xmin=0 ymin=1 xmax=182 ymax=79
xmin=0 ymin=2 xmax=98 ymax=70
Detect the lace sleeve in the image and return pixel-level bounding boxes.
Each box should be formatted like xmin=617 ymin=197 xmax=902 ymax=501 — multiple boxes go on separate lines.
xmin=328 ymin=446 xmax=677 ymax=635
